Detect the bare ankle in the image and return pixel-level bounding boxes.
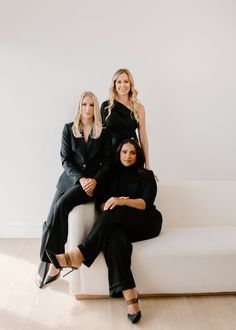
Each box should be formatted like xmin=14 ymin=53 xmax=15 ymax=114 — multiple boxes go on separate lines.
xmin=123 ymin=288 xmax=140 ymax=314
xmin=66 ymin=248 xmax=84 ymax=268
xmin=47 ymin=263 xmax=60 ymax=276
xmin=123 ymin=288 xmax=138 ymax=300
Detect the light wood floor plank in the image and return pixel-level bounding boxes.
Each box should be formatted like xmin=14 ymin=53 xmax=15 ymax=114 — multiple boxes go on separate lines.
xmin=0 ymin=239 xmax=236 ymax=330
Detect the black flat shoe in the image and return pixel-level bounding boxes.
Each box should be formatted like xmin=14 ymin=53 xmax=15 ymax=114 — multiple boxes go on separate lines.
xmin=43 ymin=270 xmax=61 ymax=286
xmin=46 ymin=249 xmax=78 ymax=277
xmin=35 ymin=262 xmax=49 ymax=288
xmin=126 ymin=293 xmax=141 ymax=324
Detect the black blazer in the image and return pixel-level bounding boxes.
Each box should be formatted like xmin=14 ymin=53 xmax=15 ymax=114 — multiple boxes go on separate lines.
xmin=56 ymin=123 xmax=112 ymax=192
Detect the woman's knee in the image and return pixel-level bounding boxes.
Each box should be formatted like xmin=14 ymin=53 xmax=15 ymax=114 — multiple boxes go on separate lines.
xmin=53 ymin=194 xmax=73 ymax=215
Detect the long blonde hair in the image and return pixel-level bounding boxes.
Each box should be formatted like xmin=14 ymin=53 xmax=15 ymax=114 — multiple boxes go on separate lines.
xmin=107 ymin=68 xmax=140 ymax=122
xmin=72 ymin=91 xmax=102 ymax=139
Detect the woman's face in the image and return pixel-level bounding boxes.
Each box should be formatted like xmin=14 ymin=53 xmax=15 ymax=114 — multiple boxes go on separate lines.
xmin=81 ymin=95 xmax=94 ymax=120
xmin=115 ymin=72 xmax=131 ymax=97
xmin=120 ymin=143 xmax=137 ymax=167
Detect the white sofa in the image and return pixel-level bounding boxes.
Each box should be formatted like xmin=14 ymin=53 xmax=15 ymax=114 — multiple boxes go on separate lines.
xmin=67 ymin=181 xmax=236 ymax=298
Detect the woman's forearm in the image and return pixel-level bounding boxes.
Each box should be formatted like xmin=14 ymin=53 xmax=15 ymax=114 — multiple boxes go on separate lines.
xmin=140 ymin=137 xmax=150 ymax=169
xmin=123 ymin=198 xmax=146 ymax=210
xmin=137 ymin=105 xmax=151 ymax=169
xmin=102 ymin=197 xmax=146 ymax=211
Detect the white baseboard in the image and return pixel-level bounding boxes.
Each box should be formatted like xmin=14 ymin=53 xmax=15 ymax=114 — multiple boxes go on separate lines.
xmin=0 ymin=224 xmax=41 ymax=238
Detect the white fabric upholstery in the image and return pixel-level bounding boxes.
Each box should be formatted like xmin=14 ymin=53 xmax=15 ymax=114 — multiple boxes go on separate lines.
xmin=67 ymin=202 xmax=97 ymax=294
xmin=67 ymin=181 xmax=236 ymax=296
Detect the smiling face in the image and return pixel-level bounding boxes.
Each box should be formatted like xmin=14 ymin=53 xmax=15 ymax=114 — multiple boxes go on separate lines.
xmin=115 ymin=72 xmax=131 ymax=97
xmin=120 ymin=142 xmax=137 ymax=167
xmin=81 ymin=95 xmax=94 ymax=120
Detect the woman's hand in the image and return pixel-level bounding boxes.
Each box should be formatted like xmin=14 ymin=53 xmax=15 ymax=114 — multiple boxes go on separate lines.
xmin=103 ymin=196 xmax=129 ymax=210
xmin=79 ymin=178 xmax=97 ymax=196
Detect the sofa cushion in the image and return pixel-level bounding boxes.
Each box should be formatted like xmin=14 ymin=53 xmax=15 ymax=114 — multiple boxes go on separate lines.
xmin=132 ymin=226 xmax=236 ymax=294
xmin=69 ymin=225 xmax=236 ymax=295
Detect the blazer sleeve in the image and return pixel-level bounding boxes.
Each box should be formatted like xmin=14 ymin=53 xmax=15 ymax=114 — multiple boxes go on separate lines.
xmin=93 ymin=129 xmax=112 ymax=185
xmin=60 ymin=124 xmax=84 ymax=184
xmin=141 ymin=170 xmax=157 ymax=211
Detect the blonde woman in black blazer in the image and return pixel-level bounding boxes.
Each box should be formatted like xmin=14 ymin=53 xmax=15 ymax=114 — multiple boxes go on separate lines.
xmin=35 ymin=91 xmax=112 ymax=288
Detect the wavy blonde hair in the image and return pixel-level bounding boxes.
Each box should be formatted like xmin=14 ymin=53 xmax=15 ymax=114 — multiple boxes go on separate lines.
xmin=72 ymin=91 xmax=102 ymax=139
xmin=107 ymin=68 xmax=140 ymax=122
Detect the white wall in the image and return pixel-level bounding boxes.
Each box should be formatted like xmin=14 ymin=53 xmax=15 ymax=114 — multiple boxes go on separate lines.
xmin=0 ymin=0 xmax=235 ymax=237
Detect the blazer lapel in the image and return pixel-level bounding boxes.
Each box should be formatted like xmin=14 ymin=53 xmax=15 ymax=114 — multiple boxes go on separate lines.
xmin=78 ymin=137 xmax=87 ymax=157
xmin=85 ymin=134 xmax=94 ymax=155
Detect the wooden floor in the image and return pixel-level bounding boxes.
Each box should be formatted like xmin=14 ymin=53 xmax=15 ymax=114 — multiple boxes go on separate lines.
xmin=0 ymin=239 xmax=236 ymax=330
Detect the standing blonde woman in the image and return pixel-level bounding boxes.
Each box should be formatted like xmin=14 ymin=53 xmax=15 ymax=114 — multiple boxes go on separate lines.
xmin=36 ymin=91 xmax=112 ymax=288
xmin=101 ymin=68 xmax=151 ymax=169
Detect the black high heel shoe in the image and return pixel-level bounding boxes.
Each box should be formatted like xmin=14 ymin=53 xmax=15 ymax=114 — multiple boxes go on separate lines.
xmin=126 ymin=293 xmax=141 ymax=324
xmin=35 ymin=262 xmax=49 ymax=288
xmin=46 ymin=249 xmax=78 ymax=277
xmin=43 ymin=269 xmax=61 ymax=286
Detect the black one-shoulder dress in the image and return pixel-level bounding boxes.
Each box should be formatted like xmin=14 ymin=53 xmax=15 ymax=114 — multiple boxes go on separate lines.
xmin=100 ymin=100 xmax=139 ymax=153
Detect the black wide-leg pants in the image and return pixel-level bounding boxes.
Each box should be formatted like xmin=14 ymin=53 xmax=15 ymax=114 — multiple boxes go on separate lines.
xmin=78 ymin=206 xmax=162 ymax=297
xmin=37 ymin=184 xmax=92 ymax=279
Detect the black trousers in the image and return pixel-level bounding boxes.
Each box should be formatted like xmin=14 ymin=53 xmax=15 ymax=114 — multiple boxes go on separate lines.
xmin=78 ymin=206 xmax=162 ymax=297
xmin=37 ymin=184 xmax=92 ymax=279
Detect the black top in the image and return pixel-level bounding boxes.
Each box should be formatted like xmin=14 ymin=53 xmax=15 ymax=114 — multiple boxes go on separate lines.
xmin=96 ymin=165 xmax=159 ymax=214
xmin=56 ymin=122 xmax=112 ymax=192
xmin=100 ymin=100 xmax=139 ymax=152
xmin=116 ymin=165 xmax=139 ymax=196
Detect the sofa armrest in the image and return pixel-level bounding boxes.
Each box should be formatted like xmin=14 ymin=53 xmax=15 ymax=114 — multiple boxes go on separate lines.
xmin=67 ymin=202 xmax=98 ymax=295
